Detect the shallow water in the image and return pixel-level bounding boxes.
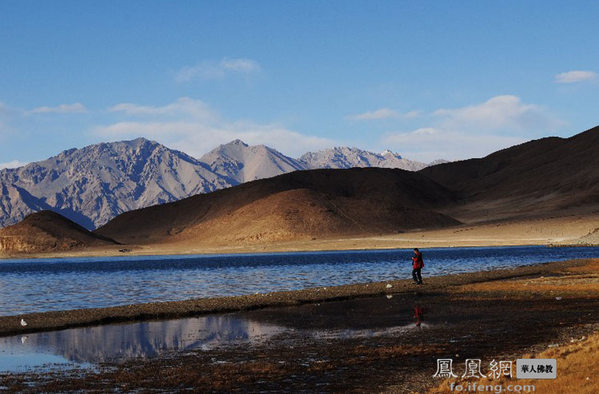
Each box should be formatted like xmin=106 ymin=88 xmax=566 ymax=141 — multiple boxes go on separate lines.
xmin=3 ymin=290 xmax=599 ymax=377
xmin=0 ymin=245 xmax=598 ymax=315
xmin=0 ymin=297 xmax=427 ymax=373
xmin=0 ymin=314 xmax=286 ymax=372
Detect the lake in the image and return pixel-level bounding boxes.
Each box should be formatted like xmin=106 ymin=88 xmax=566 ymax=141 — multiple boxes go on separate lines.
xmin=1 ymin=246 xmax=598 ymax=316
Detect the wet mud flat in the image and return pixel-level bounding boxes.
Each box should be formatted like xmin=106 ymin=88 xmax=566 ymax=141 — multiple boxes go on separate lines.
xmin=3 ymin=290 xmax=599 ymax=392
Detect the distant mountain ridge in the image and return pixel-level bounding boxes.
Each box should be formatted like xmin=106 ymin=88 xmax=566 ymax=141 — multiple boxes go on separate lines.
xmin=200 ymin=139 xmax=305 ymax=183
xmin=0 ymin=138 xmax=233 ymax=229
xmin=299 ymin=146 xmax=428 ymax=171
xmin=0 ymin=138 xmax=443 ymax=229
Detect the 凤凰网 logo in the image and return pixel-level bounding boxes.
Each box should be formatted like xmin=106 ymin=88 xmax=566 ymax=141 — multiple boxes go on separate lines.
xmin=433 ymin=358 xmax=556 ymax=379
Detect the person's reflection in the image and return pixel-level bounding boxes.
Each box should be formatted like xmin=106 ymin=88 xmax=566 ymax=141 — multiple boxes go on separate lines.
xmin=413 ymin=305 xmax=424 ymax=328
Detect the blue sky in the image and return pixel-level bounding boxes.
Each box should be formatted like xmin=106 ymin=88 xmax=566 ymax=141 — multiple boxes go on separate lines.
xmin=1 ymin=0 xmax=598 ymax=166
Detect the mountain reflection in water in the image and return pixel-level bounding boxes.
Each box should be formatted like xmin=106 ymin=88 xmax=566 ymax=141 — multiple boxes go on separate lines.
xmin=0 ymin=304 xmax=431 ymax=373
xmin=0 ymin=315 xmax=286 ymax=371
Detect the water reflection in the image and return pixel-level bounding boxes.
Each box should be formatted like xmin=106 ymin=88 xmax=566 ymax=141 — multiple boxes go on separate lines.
xmin=0 ymin=315 xmax=286 ymax=372
xmin=310 ymin=322 xmax=431 ymax=340
xmin=414 ymin=305 xmax=424 ymax=327
xmin=0 ymin=303 xmax=433 ymax=373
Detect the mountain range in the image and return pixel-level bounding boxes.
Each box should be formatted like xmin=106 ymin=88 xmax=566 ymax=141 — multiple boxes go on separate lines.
xmin=1 ymin=125 xmax=598 ymax=254
xmin=299 ymin=147 xmax=435 ymax=171
xmin=91 ymin=125 xmax=599 ymax=248
xmin=0 ymin=139 xmax=436 ymax=229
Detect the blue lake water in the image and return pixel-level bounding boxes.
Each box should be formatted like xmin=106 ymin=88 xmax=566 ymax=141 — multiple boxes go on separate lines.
xmin=1 ymin=246 xmax=598 ymax=316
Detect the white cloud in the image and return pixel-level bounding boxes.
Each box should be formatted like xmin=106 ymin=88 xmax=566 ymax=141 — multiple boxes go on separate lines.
xmin=220 ymin=58 xmax=261 ymax=73
xmin=554 ymin=70 xmax=597 ymax=84
xmin=433 ymin=95 xmax=563 ymax=132
xmin=96 ymin=98 xmax=333 ymax=157
xmin=97 ymin=95 xmax=565 ymax=162
xmin=381 ymin=95 xmax=565 ymax=161
xmin=0 ymin=160 xmax=28 ymax=170
xmin=350 ymin=108 xmax=399 ymax=120
xmin=175 ymin=58 xmax=261 ymax=82
xmin=29 ymin=103 xmax=87 ymax=114
xmin=109 ymin=97 xmax=215 ymax=121
xmin=382 ymin=128 xmax=525 ymax=162
xmin=348 ymin=108 xmax=421 ymax=121
xmin=402 ymin=110 xmax=422 ymax=119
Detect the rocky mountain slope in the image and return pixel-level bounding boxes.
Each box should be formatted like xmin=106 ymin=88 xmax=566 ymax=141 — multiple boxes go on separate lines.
xmin=420 ymin=125 xmax=599 ymax=222
xmin=0 ymin=139 xmax=438 ymax=230
xmin=199 ymin=140 xmax=305 ymax=183
xmin=0 ymin=138 xmax=231 ymax=229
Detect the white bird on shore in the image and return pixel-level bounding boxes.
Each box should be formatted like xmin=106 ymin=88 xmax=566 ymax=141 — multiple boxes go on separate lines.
xmin=20 ymin=318 xmax=27 ymax=327
xmin=386 ymin=284 xmax=393 ymax=289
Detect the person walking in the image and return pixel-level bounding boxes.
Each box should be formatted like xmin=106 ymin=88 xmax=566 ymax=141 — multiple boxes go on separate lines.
xmin=412 ymin=248 xmax=424 ymax=285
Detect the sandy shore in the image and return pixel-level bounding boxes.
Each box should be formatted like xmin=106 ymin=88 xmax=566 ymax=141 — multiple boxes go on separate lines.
xmin=1 ymin=214 xmax=598 ymax=260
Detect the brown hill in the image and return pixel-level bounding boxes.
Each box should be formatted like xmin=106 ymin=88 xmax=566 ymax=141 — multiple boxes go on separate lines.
xmin=95 ymin=167 xmax=460 ymax=245
xmin=420 ymin=126 xmax=599 ymax=221
xmin=0 ymin=210 xmax=117 ymax=254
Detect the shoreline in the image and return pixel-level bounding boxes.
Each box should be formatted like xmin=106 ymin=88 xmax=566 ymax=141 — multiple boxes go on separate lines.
xmin=0 ymin=241 xmax=567 ymax=262
xmin=1 ymin=238 xmax=595 ymax=262
xmin=0 ymin=258 xmax=591 ymax=337
xmin=2 ymin=213 xmax=597 ymax=260
xmin=0 ymin=238 xmax=550 ymax=261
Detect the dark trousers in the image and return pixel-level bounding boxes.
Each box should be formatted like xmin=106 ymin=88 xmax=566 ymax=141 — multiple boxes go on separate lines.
xmin=412 ymin=268 xmax=422 ymax=284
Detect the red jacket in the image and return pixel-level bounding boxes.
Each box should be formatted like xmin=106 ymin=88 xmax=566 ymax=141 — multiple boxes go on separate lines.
xmin=412 ymin=252 xmax=424 ymax=269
